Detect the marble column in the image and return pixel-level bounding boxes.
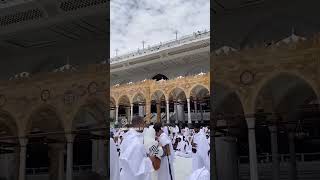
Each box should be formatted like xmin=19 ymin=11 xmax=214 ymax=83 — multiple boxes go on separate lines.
xmin=166 ymin=100 xmax=170 ymax=124
xmin=57 ymin=147 xmax=64 ymax=180
xmin=174 ymin=102 xmax=178 ymax=124
xmin=288 ymin=131 xmax=297 ymax=180
xmin=187 ymin=98 xmax=191 ymax=124
xmin=194 ymin=100 xmax=198 ymax=123
xmin=145 ymin=101 xmax=151 ymax=123
xmin=269 ymin=126 xmax=280 ymax=180
xmin=156 ymin=102 xmax=161 ymax=123
xmin=97 ymin=139 xmax=107 ymax=176
xmin=92 ymin=140 xmax=98 ymax=172
xmin=66 ymin=134 xmax=74 ymax=180
xmin=139 ymin=105 xmax=144 ymax=117
xmin=110 ymin=109 xmax=115 ymax=120
xmin=125 ymin=107 xmax=130 ymax=123
xmin=115 ymin=105 xmax=119 ymax=124
xmin=130 ymin=103 xmax=133 ymax=123
xmin=216 ymin=136 xmax=239 ymax=180
xmin=48 ymin=143 xmax=65 ymax=180
xmin=19 ymin=138 xmax=28 ymax=180
xmin=246 ymin=117 xmax=259 ymax=180
xmin=177 ymin=101 xmax=184 ymax=122
xmin=200 ymin=104 xmax=204 ymax=123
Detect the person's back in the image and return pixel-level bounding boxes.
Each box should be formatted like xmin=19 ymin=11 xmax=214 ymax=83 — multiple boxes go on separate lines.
xmin=192 ymin=128 xmax=210 ymax=172
xmin=187 ymin=167 xmax=209 ymax=180
xmin=154 ymin=123 xmax=175 ymax=180
xmin=120 ymin=129 xmax=153 ymax=180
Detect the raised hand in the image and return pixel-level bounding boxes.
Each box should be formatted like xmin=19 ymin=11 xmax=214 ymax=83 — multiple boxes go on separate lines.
xmin=149 ymin=145 xmax=160 ymax=156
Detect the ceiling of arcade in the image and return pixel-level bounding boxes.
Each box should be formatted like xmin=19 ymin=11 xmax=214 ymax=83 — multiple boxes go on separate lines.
xmin=0 ymin=0 xmax=108 ymax=80
xmin=212 ymin=0 xmax=320 ymax=49
xmin=111 ymin=73 xmax=210 ymax=107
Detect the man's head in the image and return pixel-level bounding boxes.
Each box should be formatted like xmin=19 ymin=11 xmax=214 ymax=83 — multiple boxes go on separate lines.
xmin=131 ymin=116 xmax=145 ymax=131
xmin=194 ymin=123 xmax=201 ymax=133
xmin=153 ymin=122 xmax=163 ymax=137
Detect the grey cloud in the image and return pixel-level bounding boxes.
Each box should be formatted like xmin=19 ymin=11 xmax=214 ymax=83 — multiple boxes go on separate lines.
xmin=111 ymin=0 xmax=210 ymax=57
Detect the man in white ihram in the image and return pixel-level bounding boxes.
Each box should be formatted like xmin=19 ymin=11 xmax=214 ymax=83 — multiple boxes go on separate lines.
xmin=191 ymin=124 xmax=210 ymax=172
xmin=154 ymin=122 xmax=175 ymax=180
xmin=144 ymin=124 xmax=164 ymax=180
xmin=110 ymin=137 xmax=120 ymax=180
xmin=119 ymin=116 xmax=161 ymax=180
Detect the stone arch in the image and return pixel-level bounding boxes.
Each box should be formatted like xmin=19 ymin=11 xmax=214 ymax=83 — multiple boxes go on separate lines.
xmin=117 ymin=94 xmax=131 ymax=106
xmin=110 ymin=96 xmax=116 ymax=107
xmin=250 ymin=71 xmax=319 ymax=114
xmin=25 ymin=104 xmax=65 ymax=135
xmin=132 ymin=92 xmax=146 ymax=104
xmin=168 ymin=87 xmax=187 ymax=101
xmin=151 ymin=89 xmax=167 ymax=102
xmin=212 ymin=81 xmax=246 ymax=141
xmin=212 ymin=81 xmax=244 ymax=111
xmin=0 ymin=110 xmax=19 ymax=137
xmin=189 ymin=84 xmax=210 ymax=98
xmin=71 ymin=97 xmax=107 ymax=176
xmin=72 ymin=97 xmax=107 ymax=130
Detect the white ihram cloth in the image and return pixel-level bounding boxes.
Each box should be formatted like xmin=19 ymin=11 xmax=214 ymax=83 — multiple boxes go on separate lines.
xmin=187 ymin=167 xmax=210 ymax=180
xmin=183 ymin=127 xmax=190 ymax=137
xmin=119 ymin=129 xmax=154 ymax=180
xmin=158 ymin=132 xmax=175 ymax=180
xmin=110 ymin=138 xmax=120 ymax=180
xmin=192 ymin=131 xmax=210 ymax=172
xmin=175 ymin=140 xmax=192 ymax=158
xmin=144 ymin=127 xmax=163 ymax=180
xmin=163 ymin=126 xmax=169 ymax=136
xmin=173 ymin=125 xmax=179 ymax=134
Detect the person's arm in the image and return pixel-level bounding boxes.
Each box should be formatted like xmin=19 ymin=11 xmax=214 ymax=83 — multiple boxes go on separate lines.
xmin=162 ymin=144 xmax=171 ymax=156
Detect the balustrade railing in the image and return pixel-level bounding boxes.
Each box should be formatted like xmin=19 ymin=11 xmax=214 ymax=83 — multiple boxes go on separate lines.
xmin=73 ymin=165 xmax=92 ymax=173
xmin=239 ymin=152 xmax=320 ymax=164
xmin=26 ymin=167 xmax=49 ymax=175
xmin=110 ymin=30 xmax=210 ymax=63
xmin=26 ymin=165 xmax=92 ymax=175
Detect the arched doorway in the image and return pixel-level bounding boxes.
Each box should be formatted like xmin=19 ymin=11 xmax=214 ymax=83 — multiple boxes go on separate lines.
xmin=117 ymin=95 xmax=131 ymax=125
xmin=132 ymin=93 xmax=146 ymax=118
xmin=0 ymin=111 xmax=19 ymax=180
xmin=72 ymin=99 xmax=107 ymax=179
xmin=190 ymin=85 xmax=210 ymax=125
xmin=253 ymin=73 xmax=320 ymax=179
xmin=169 ymin=88 xmax=187 ymax=125
xmin=151 ymin=90 xmax=166 ymax=123
xmin=25 ymin=106 xmax=65 ymax=180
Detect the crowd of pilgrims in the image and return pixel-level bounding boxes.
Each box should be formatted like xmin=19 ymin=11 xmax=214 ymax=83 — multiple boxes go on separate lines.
xmin=110 ymin=116 xmax=210 ymax=180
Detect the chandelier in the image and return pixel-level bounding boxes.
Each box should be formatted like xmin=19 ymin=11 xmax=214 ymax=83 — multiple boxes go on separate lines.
xmin=295 ymin=120 xmax=309 ymax=139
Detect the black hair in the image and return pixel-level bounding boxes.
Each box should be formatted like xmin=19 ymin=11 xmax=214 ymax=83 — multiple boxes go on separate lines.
xmin=153 ymin=122 xmax=162 ymax=133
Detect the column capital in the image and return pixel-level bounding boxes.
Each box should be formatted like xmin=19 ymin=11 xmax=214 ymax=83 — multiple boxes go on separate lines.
xmin=246 ymin=117 xmax=256 ymax=129
xmin=65 ymin=133 xmax=75 ymax=143
xmin=19 ymin=137 xmax=28 ymax=147
xmin=187 ymin=98 xmax=190 ymax=102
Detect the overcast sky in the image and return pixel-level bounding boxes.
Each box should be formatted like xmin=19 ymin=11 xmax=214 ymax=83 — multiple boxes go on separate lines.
xmin=110 ymin=0 xmax=210 ymax=57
